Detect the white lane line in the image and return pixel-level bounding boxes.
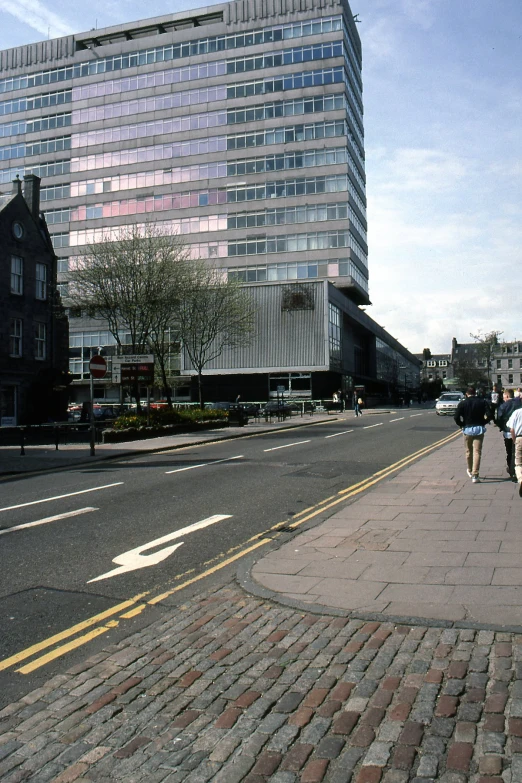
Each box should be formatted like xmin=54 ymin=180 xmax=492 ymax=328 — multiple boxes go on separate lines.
xmin=390 ymin=417 xmax=404 ymax=422
xmin=410 ymin=413 xmax=423 ymax=417
xmin=166 ymin=455 xmax=243 ymax=474
xmin=0 ymin=483 xmax=124 ymax=513
xmin=88 ymin=514 xmax=232 ymax=582
xmin=363 ymin=423 xmax=383 ymax=429
xmin=0 ymin=507 xmax=97 ymax=536
xmin=325 ymin=430 xmax=354 ymax=439
xmin=264 ymin=440 xmax=311 ymax=452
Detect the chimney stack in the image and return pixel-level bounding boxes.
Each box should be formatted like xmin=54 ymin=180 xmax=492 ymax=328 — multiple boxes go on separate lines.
xmin=12 ymin=174 xmax=22 ymax=195
xmin=23 ymin=173 xmax=41 ymax=220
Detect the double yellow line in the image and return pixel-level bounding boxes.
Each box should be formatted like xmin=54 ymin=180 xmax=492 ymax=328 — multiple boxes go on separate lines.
xmin=2 ymin=430 xmax=458 ymax=675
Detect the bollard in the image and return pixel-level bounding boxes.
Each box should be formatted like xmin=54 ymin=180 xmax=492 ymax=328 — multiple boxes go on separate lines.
xmin=54 ymin=426 xmax=59 ymax=451
xmin=20 ymin=427 xmax=25 ymax=456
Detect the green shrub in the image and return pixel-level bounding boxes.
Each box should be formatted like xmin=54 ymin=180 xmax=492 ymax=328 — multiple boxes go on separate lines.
xmin=113 ymin=406 xmax=226 ymax=430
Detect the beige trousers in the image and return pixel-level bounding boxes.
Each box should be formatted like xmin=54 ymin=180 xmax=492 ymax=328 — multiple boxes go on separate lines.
xmin=464 ymin=434 xmax=484 ymax=477
xmin=515 ymin=437 xmax=522 ymax=482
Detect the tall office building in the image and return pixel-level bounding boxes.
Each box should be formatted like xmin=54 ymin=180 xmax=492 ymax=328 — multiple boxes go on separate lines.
xmin=0 ymin=0 xmax=419 ymax=402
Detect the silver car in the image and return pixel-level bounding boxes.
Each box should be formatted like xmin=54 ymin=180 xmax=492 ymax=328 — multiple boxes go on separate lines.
xmin=435 ymin=392 xmax=464 ymax=415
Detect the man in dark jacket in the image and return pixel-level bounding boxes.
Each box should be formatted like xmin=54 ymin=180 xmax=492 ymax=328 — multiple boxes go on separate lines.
xmin=454 ymin=386 xmax=492 ymax=483
xmin=496 ymin=390 xmax=522 ymax=480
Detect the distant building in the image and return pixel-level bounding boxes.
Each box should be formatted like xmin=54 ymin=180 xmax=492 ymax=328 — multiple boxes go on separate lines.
xmin=0 ymin=174 xmax=69 ymax=425
xmin=417 ymin=336 xmax=522 ymax=396
xmin=490 ymin=341 xmax=522 ymax=391
xmin=182 ymin=279 xmax=421 ymax=403
xmin=415 ymin=350 xmax=454 ymax=389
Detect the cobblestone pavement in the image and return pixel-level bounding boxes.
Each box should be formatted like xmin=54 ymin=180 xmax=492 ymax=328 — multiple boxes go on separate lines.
xmin=0 ymin=583 xmax=521 ymax=782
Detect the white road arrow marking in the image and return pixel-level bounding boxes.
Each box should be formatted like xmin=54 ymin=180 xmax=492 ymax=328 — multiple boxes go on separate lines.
xmin=0 ymin=507 xmax=97 ymax=536
xmin=87 ymin=514 xmax=232 ymax=583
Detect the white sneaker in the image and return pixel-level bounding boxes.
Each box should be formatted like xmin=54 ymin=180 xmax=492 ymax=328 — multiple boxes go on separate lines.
xmin=472 ymin=476 xmax=480 ymax=483
xmin=466 ymin=469 xmax=472 ymax=479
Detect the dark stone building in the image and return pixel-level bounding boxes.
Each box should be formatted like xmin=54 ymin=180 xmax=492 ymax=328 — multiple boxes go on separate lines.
xmin=0 ymin=175 xmax=69 ymax=425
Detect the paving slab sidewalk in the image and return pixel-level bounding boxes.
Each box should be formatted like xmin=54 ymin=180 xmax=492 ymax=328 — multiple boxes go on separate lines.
xmin=251 ymin=428 xmax=522 ymax=631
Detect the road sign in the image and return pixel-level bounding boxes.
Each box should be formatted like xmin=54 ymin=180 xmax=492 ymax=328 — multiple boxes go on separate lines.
xmin=112 ymin=354 xmax=154 ymax=383
xmin=112 ymin=354 xmax=154 ymax=366
xmin=89 ymin=355 xmax=107 ymax=379
xmin=120 ymin=363 xmax=155 ymax=385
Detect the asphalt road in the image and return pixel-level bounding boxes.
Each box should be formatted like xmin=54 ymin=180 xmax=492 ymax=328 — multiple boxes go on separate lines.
xmin=0 ymin=409 xmax=456 ymax=706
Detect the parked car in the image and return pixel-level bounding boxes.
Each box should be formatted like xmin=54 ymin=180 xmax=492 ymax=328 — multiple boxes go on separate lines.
xmin=435 ymin=392 xmax=464 ymax=416
xmin=263 ymin=401 xmax=299 ymax=415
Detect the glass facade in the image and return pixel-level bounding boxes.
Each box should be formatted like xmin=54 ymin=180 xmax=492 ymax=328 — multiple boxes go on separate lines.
xmin=0 ymin=1 xmax=370 ymax=380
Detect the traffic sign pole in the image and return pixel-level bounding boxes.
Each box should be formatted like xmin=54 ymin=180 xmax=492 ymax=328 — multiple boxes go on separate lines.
xmin=88 ymin=354 xmax=107 ymax=456
xmin=90 ymin=371 xmax=95 ymax=457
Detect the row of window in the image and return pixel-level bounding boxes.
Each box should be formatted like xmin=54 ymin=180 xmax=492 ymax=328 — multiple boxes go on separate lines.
xmin=52 ymin=203 xmax=353 ymax=238
xmin=0 ymin=158 xmax=70 ymax=184
xmin=45 ymin=175 xmax=355 ymax=223
xmin=38 ymin=147 xmax=355 ymax=202
xmin=0 ymin=134 xmax=70 ymax=161
xmin=497 ymin=358 xmax=522 ymax=369
xmin=8 ymin=318 xmax=46 ymax=359
xmin=1 ymin=103 xmax=351 ymax=164
xmin=0 ymin=39 xmax=356 ymax=132
xmin=60 ymin=257 xmax=368 ymax=302
xmin=497 ymin=374 xmax=522 ymax=385
xmin=58 ymin=224 xmax=369 ymax=263
xmin=68 ymin=119 xmax=351 ymax=173
xmin=226 ymin=203 xmax=349 ymax=230
xmin=228 ymin=259 xmax=368 ymax=291
xmin=0 ymin=15 xmax=345 ymax=94
xmin=10 ymin=256 xmax=47 ymax=299
xmin=0 ymin=111 xmax=71 ymax=138
xmin=227 ymin=230 xmax=366 ymax=258
xmin=68 ymin=55 xmax=362 ymax=128
xmin=68 ymin=91 xmax=352 ymax=137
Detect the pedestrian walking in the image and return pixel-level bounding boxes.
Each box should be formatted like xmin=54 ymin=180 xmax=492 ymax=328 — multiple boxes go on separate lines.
xmin=496 ymin=390 xmax=521 ymax=480
xmin=507 ymin=406 xmax=522 ymax=497
xmin=490 ymin=383 xmax=502 ymax=422
xmin=354 ymin=394 xmax=363 ymax=417
xmin=454 ymin=386 xmax=492 ymax=483
xmin=338 ymin=390 xmax=346 ymax=412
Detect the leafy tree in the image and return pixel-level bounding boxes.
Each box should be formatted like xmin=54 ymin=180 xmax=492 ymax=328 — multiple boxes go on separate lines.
xmin=470 ymin=330 xmax=503 ymax=386
xmin=453 ymin=357 xmax=490 ymax=391
xmin=69 ymin=223 xmax=188 ymax=408
xmin=178 ymin=262 xmax=257 ymax=408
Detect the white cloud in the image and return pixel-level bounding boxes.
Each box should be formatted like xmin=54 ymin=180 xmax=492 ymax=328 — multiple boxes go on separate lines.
xmin=0 ymin=0 xmax=74 ymax=39
xmin=367 ymin=147 xmax=470 ymax=194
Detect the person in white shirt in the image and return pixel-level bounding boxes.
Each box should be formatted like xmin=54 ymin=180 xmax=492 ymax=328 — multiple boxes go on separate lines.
xmin=507 ymin=407 xmax=522 ymax=497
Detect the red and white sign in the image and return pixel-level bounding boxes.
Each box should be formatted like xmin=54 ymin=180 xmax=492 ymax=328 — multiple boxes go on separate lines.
xmin=89 ymin=355 xmax=107 ymax=379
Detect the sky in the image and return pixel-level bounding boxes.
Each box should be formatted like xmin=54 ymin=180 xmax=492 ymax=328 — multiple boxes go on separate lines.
xmin=0 ymin=0 xmax=521 ymax=354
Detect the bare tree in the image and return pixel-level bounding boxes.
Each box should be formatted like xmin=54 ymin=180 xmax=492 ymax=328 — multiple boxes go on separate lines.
xmin=178 ymin=262 xmax=256 ymax=408
xmin=69 ymin=223 xmax=188 ymax=408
